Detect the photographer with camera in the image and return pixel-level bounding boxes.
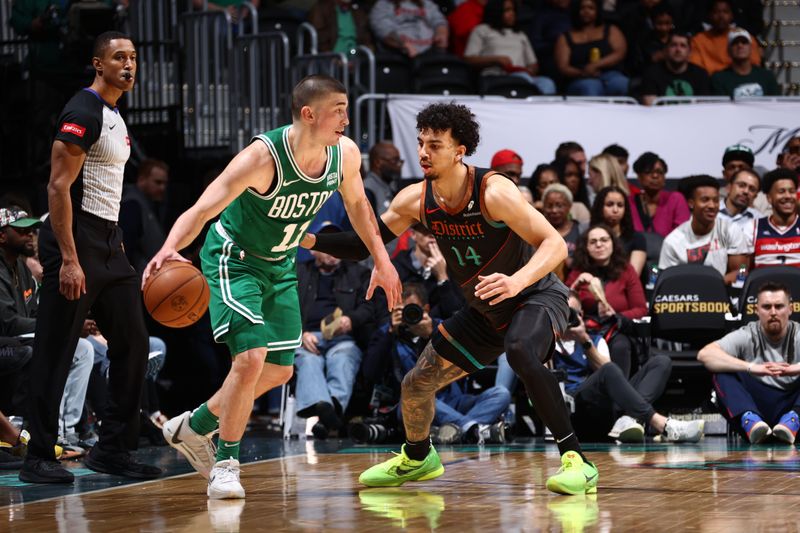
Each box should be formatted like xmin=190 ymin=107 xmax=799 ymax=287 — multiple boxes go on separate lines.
xmin=364 ymin=283 xmax=510 ymax=445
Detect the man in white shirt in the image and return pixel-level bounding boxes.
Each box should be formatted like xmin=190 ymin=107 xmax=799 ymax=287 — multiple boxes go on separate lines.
xmin=659 ymin=175 xmax=752 ymax=284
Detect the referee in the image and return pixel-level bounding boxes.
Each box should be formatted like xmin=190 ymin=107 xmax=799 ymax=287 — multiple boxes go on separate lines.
xmin=20 ymin=32 xmax=160 ymax=483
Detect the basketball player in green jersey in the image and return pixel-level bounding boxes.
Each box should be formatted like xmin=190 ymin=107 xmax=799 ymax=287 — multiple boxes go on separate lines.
xmin=142 ymin=75 xmax=401 ymax=500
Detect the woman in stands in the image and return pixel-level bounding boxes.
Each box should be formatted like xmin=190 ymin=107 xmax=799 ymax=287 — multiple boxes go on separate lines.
xmin=552 ymin=156 xmax=592 ymax=218
xmin=588 ymin=153 xmax=630 ymax=196
xmin=566 ymin=224 xmax=647 ymax=378
xmin=628 ymin=152 xmax=690 ymax=237
xmin=591 ymin=186 xmax=647 ymax=275
xmin=531 ymin=163 xmax=589 ymax=224
xmin=463 ymin=0 xmax=556 ymax=94
xmin=554 ymin=0 xmax=629 ymax=96
xmin=542 ymin=184 xmax=586 ymax=280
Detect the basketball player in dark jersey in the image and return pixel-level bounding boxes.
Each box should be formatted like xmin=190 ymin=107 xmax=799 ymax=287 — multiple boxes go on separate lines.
xmin=304 ymin=103 xmax=598 ymax=495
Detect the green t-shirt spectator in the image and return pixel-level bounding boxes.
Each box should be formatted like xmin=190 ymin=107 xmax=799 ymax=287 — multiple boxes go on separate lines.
xmin=711 ymin=66 xmax=780 ymax=98
xmin=333 ymin=7 xmax=358 ymax=54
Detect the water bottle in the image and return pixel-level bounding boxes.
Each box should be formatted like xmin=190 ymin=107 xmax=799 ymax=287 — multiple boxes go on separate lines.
xmin=733 ymin=264 xmax=747 ymax=289
xmin=645 ymin=264 xmax=659 ymax=290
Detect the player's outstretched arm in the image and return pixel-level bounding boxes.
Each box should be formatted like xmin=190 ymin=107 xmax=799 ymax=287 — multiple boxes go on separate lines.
xmin=302 ymin=178 xmax=422 ymax=257
xmin=474 ymin=175 xmax=568 ymax=306
xmin=338 ymin=137 xmax=402 ymax=308
xmin=142 ymin=142 xmax=275 ymax=286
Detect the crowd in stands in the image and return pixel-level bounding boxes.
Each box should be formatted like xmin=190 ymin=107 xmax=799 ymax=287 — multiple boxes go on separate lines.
xmin=300 ymin=0 xmax=776 ymax=99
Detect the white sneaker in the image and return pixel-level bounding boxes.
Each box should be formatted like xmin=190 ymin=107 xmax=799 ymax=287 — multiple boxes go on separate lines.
xmin=663 ymin=418 xmax=705 ymax=443
xmin=208 ymin=459 xmax=245 ymax=500
xmin=207 ymin=499 xmax=245 ymax=532
xmin=608 ymin=415 xmax=644 ymax=443
xmin=163 ymin=411 xmax=217 ymax=479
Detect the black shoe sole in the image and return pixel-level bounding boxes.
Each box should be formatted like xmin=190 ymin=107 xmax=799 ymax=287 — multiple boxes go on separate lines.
xmin=84 ymin=455 xmax=162 ymax=479
xmin=18 ymin=469 xmax=74 ymax=483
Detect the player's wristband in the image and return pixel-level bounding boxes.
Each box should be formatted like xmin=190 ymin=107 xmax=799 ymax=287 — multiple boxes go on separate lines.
xmin=581 ymin=339 xmax=593 ymax=351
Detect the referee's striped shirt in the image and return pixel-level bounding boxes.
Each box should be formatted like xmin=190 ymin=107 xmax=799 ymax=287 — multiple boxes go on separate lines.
xmin=54 ymin=88 xmax=131 ymax=222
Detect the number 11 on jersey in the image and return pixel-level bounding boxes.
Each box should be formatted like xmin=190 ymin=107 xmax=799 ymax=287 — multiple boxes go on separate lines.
xmin=272 ymin=220 xmax=313 ymax=253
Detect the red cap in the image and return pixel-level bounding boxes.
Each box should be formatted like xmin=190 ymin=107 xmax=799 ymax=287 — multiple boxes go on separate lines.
xmin=491 ymin=149 xmax=523 ymax=168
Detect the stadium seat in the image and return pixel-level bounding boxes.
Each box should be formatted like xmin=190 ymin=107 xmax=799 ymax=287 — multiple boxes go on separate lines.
xmin=479 ymin=75 xmax=542 ymax=98
xmin=374 ymin=54 xmax=413 ymax=94
xmin=642 ymin=264 xmax=731 ymax=409
xmin=738 ymin=266 xmax=800 ymax=323
xmin=412 ymin=55 xmax=475 ymax=94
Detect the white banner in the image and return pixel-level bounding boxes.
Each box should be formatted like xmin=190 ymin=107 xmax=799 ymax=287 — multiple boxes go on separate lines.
xmin=386 ymin=96 xmax=800 ymax=180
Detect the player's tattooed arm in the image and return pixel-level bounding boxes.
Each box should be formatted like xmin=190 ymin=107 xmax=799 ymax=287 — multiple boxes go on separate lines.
xmin=401 ymin=342 xmax=467 ymax=442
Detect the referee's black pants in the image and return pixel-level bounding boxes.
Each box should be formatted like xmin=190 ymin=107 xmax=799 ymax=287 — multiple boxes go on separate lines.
xmin=26 ymin=212 xmax=149 ymax=460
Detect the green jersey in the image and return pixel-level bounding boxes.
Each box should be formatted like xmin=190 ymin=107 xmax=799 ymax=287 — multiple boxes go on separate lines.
xmin=217 ymin=125 xmax=342 ymax=260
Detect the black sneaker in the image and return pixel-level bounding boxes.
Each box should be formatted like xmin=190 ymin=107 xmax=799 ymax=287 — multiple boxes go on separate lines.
xmin=84 ymin=446 xmax=162 ymax=479
xmin=0 ymin=448 xmax=22 ymax=470
xmin=19 ymin=457 xmax=74 ymax=483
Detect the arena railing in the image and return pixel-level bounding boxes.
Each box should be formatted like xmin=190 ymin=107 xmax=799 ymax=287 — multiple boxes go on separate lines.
xmin=652 ymin=96 xmax=731 ymax=105
xmin=297 ymin=22 xmax=318 ymax=56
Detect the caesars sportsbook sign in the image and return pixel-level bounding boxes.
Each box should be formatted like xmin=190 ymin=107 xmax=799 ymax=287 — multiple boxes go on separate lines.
xmin=652 ymin=294 xmax=730 ymax=314
xmin=386 ymin=97 xmax=800 ymax=179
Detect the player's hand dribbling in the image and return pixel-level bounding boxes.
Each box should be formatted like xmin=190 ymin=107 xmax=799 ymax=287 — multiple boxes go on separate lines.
xmin=60 ymin=259 xmax=86 ymax=300
xmin=142 ymin=248 xmax=191 ymax=290
xmin=474 ymin=273 xmax=524 ymax=306
xmin=368 ymin=260 xmax=402 ymax=310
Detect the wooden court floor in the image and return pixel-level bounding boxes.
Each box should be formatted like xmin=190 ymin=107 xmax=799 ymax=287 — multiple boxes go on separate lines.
xmin=2 ymin=438 xmax=800 ymax=532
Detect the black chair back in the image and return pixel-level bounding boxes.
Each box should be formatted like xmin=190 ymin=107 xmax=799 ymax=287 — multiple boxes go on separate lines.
xmin=649 ymin=264 xmax=731 ymax=346
xmin=739 ymin=266 xmax=800 ymax=323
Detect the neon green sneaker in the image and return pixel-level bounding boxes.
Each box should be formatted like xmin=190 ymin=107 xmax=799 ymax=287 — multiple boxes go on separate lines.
xmin=358 ymin=444 xmax=445 ymax=487
xmin=546 ymin=451 xmax=599 ymax=495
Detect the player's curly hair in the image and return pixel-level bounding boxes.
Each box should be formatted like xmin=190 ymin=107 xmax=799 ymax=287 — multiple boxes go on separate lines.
xmin=416 ymin=103 xmax=480 ymax=156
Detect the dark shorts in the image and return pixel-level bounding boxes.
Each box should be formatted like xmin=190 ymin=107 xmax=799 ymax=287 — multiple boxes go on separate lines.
xmin=431 ymin=284 xmax=570 ymax=373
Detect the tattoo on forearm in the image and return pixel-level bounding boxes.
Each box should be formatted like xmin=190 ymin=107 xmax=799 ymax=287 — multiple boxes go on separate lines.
xmin=401 ymin=342 xmax=467 ymax=441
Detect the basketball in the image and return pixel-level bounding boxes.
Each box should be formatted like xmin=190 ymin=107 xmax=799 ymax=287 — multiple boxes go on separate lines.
xmin=143 ymin=261 xmax=209 ymax=328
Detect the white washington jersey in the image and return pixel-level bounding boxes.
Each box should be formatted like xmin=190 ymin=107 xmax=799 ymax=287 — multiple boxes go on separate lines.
xmin=54 ymin=88 xmax=131 ymax=221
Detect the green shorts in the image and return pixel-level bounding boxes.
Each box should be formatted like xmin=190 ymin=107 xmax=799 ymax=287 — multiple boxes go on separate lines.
xmin=200 ymin=222 xmax=301 ymax=365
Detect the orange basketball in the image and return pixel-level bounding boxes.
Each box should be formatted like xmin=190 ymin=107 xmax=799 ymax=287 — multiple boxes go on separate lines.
xmin=143 ymin=261 xmax=209 ymax=328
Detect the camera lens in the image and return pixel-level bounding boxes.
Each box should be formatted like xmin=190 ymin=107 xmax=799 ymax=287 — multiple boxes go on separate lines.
xmin=401 ymin=303 xmax=424 ymax=325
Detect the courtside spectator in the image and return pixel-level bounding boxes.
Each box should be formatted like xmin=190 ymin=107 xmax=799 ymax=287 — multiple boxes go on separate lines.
xmin=659 ymin=175 xmax=751 ymax=284
xmin=711 ymin=29 xmax=779 ymax=98
xmin=718 ymin=169 xmax=763 ymax=250
xmin=556 ymin=141 xmax=588 ymax=178
xmin=543 ymin=184 xmax=585 ymax=278
xmin=587 ymin=153 xmax=629 ymax=196
xmin=364 ymin=141 xmax=403 ymax=216
xmin=776 ymin=136 xmax=800 ymax=174
xmin=558 ymin=291 xmax=704 ymax=443
xmin=490 ymin=149 xmax=524 ymax=185
xmin=529 ymin=163 xmax=559 ymax=210
xmin=689 ymin=0 xmax=761 ymax=76
xmin=294 ymin=222 xmax=375 ymax=439
xmin=629 ymin=152 xmax=689 ymax=237
xmin=719 ymin=144 xmax=770 ymax=215
xmin=602 ymin=144 xmax=630 ymax=176
xmin=621 ymin=1 xmax=675 ymax=75
xmin=567 ymin=224 xmax=647 ymax=378
xmin=591 ymin=186 xmax=647 ymax=274
xmin=752 ymin=169 xmax=800 ymax=269
xmin=698 ymin=282 xmax=800 ymax=444
xmin=119 ymin=159 xmax=169 ymax=275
